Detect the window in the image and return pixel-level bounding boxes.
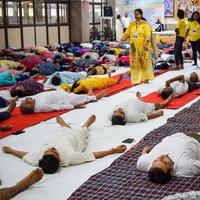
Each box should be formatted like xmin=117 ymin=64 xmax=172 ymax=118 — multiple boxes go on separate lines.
xmin=22 ymin=1 xmax=34 ymax=25
xmin=47 ymin=3 xmax=57 ymax=24
xmin=0 ymin=1 xmax=3 ymax=24
xmin=59 ymin=3 xmax=68 ymax=24
xmin=6 ymin=1 xmax=20 ymax=25
xmin=94 ymin=4 xmax=101 ymax=23
xmin=35 ymin=0 xmax=45 ymax=25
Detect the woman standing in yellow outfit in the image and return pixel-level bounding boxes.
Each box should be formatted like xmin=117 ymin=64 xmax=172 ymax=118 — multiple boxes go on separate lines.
xmin=118 ymin=9 xmax=154 ymax=85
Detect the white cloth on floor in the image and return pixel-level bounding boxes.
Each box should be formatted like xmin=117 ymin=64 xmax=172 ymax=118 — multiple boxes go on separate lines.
xmin=137 ymin=133 xmax=200 ymax=177
xmin=23 ymin=127 xmax=96 ymax=166
xmin=108 ymin=99 xmax=155 ymax=123
xmin=34 ymin=91 xmax=97 ymax=112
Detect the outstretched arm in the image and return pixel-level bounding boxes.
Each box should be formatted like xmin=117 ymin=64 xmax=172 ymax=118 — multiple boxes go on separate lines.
xmin=142 ymin=145 xmax=153 ymax=155
xmin=146 ymin=110 xmax=164 ymax=120
xmin=93 ymin=144 xmax=127 ymax=159
xmin=2 ymin=146 xmax=28 ymax=159
xmin=166 ymin=75 xmax=185 ymax=86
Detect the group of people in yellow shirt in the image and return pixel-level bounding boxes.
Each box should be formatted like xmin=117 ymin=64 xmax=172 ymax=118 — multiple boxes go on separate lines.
xmin=175 ymin=9 xmax=200 ymax=70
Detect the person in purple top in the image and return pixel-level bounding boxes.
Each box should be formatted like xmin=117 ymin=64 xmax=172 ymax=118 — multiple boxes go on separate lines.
xmin=10 ymin=78 xmax=53 ymax=98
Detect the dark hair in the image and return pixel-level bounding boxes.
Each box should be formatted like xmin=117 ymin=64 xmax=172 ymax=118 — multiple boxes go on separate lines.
xmin=190 ymin=11 xmax=200 ymax=23
xmin=10 ymin=89 xmax=24 ymax=97
xmin=148 ymin=167 xmax=172 ymax=184
xmin=20 ymin=105 xmax=34 ymax=114
xmin=177 ymin=9 xmax=185 ymax=19
xmin=111 ymin=115 xmax=126 ymax=125
xmin=74 ymin=52 xmax=81 ymax=57
xmin=134 ymin=8 xmax=147 ymax=21
xmin=51 ymin=76 xmax=61 ymax=86
xmin=70 ymin=81 xmax=82 ymax=93
xmin=102 ymin=56 xmax=109 ymax=61
xmin=30 ymin=69 xmax=39 ymax=76
xmin=85 ymin=55 xmax=91 ymax=59
xmin=39 ymin=155 xmax=60 ymax=174
xmin=160 ymin=88 xmax=173 ymax=100
xmin=117 ymin=15 xmax=121 ymax=19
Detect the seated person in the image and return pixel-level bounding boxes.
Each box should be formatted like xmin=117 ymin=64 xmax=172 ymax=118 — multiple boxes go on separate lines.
xmin=0 ymin=168 xmax=43 ymax=200
xmin=87 ymin=64 xmax=115 ymax=76
xmin=70 ymin=75 xmax=123 ymax=94
xmin=3 ymin=115 xmax=127 ymax=174
xmin=45 ymin=71 xmax=86 ymax=86
xmin=108 ymin=91 xmax=174 ymax=125
xmin=19 ymin=90 xmax=109 ymax=114
xmin=10 ymin=78 xmax=48 ymax=97
xmin=160 ymin=75 xmax=200 ymax=99
xmin=137 ymin=133 xmax=200 ymax=184
xmin=0 ymin=97 xmax=17 ymax=121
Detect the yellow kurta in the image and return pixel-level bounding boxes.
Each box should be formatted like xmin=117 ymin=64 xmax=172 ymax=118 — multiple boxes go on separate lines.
xmin=122 ymin=21 xmax=154 ymax=84
xmin=69 ymin=77 xmax=118 ymax=94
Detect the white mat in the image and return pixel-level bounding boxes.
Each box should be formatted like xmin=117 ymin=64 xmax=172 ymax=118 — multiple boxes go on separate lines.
xmin=0 ymin=64 xmax=200 ymax=200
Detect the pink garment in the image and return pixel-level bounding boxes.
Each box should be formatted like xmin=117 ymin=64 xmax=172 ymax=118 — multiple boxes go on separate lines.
xmin=40 ymin=51 xmax=55 ymax=59
xmin=20 ymin=55 xmax=43 ymax=71
xmin=117 ymin=56 xmax=130 ymax=66
xmin=0 ymin=66 xmax=22 ymax=75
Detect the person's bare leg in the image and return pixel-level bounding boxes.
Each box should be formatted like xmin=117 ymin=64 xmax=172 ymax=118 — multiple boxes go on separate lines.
xmin=116 ymin=74 xmax=123 ymax=84
xmin=56 ymin=115 xmax=71 ymax=128
xmin=95 ymin=89 xmax=109 ymax=100
xmin=136 ymin=91 xmax=144 ymax=101
xmin=81 ymin=115 xmax=96 ymax=128
xmin=154 ymin=93 xmax=174 ymax=110
xmin=0 ymin=168 xmax=43 ymax=200
xmin=7 ymin=99 xmax=17 ymax=114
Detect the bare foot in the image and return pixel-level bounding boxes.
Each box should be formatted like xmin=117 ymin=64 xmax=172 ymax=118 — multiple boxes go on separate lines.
xmin=136 ymin=91 xmax=143 ymax=101
xmin=56 ymin=115 xmax=71 ymax=128
xmin=15 ymin=168 xmax=43 ymax=190
xmin=2 ymin=146 xmax=14 ymax=154
xmin=143 ymin=79 xmax=149 ymax=84
xmin=116 ymin=74 xmax=123 ymax=84
xmin=0 ymin=125 xmax=12 ymax=132
xmin=96 ymin=89 xmax=110 ymax=100
xmin=81 ymin=115 xmax=96 ymax=128
xmin=87 ymin=85 xmax=94 ymax=96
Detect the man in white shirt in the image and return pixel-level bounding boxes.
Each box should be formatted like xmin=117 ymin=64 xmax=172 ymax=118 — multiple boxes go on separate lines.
xmin=108 ymin=91 xmax=174 ymax=125
xmin=137 ymin=133 xmax=200 ymax=184
xmin=3 ymin=115 xmax=127 ymax=174
xmin=160 ymin=75 xmax=200 ymax=99
xmin=19 ymin=90 xmax=108 ymax=114
xmin=121 ymin=13 xmax=131 ymax=32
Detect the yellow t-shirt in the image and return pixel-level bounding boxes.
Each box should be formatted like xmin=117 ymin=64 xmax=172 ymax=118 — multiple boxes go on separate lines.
xmin=176 ymin=19 xmax=186 ymax=37
xmin=124 ymin=21 xmax=151 ymax=49
xmin=188 ymin=21 xmax=200 ymax=41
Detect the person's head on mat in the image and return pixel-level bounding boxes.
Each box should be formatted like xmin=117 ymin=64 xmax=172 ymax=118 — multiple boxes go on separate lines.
xmin=39 ymin=147 xmax=60 ymax=174
xmin=30 ymin=66 xmax=40 ymax=76
xmin=148 ymin=154 xmax=173 ymax=184
xmin=51 ymin=76 xmax=61 ymax=86
xmin=160 ymin=86 xmax=173 ymax=99
xmin=20 ymin=98 xmax=35 ymax=114
xmin=10 ymin=85 xmax=25 ymax=97
xmin=190 ymin=72 xmax=199 ymax=82
xmin=111 ymin=108 xmax=126 ymax=125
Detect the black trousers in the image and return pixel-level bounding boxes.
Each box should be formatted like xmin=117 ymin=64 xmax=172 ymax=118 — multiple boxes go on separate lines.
xmin=174 ymin=36 xmax=184 ymax=65
xmin=191 ymin=39 xmax=200 ymax=65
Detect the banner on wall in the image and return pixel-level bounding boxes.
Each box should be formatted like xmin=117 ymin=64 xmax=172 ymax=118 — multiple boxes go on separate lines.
xmin=116 ymin=0 xmax=164 ymax=28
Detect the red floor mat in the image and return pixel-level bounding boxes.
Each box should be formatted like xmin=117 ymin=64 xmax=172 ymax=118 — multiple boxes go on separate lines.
xmin=143 ymin=89 xmax=200 ymax=109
